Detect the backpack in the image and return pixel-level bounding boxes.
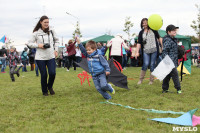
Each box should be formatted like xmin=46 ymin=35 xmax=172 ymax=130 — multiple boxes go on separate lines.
xmin=178 ymin=46 xmax=185 ymax=59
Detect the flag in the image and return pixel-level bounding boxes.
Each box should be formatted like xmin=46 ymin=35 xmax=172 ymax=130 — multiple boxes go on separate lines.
xmin=177 ymin=60 xmax=191 ymax=74
xmin=0 ymin=35 xmax=6 ymax=43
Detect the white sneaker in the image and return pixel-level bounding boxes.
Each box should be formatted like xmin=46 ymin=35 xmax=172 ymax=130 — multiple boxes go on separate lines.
xmin=66 ymin=69 xmax=69 ymax=71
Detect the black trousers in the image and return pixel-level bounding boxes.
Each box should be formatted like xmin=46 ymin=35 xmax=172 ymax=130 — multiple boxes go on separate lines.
xmin=111 ymin=56 xmax=122 ymax=66
xmin=162 ymin=68 xmax=181 ymax=91
xmin=67 ymin=54 xmax=76 ymax=70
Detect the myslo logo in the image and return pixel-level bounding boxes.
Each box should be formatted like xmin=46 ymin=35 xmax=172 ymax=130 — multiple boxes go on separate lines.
xmin=172 ymin=127 xmax=198 ymax=132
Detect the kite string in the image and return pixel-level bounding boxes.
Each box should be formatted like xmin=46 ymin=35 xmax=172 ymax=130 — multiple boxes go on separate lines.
xmin=100 ymin=101 xmax=185 ymax=115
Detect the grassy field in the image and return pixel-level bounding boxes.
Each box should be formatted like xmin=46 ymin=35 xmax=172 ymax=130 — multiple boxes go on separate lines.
xmin=0 ymin=65 xmax=199 ymax=133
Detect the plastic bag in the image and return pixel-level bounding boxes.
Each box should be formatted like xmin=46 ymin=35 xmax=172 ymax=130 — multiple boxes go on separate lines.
xmin=152 ymin=55 xmax=175 ymax=81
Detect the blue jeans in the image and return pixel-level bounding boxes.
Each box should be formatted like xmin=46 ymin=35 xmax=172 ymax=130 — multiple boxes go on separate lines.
xmin=35 ymin=61 xmax=39 ymax=76
xmin=22 ymin=60 xmax=27 ymax=72
xmin=1 ymin=58 xmax=6 ymax=72
xmin=142 ymin=52 xmax=157 ymax=72
xmin=92 ymin=73 xmax=112 ymax=100
xmin=36 ymin=58 xmax=56 ymax=94
xmin=122 ymin=54 xmax=127 ymax=68
xmin=155 ymin=55 xmax=162 ymax=67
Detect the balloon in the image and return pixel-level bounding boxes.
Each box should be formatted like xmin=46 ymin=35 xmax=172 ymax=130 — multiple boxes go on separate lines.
xmin=148 ymin=14 xmax=163 ymax=30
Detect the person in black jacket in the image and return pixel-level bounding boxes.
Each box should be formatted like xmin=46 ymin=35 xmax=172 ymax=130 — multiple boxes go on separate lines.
xmin=135 ymin=18 xmax=162 ymax=85
xmin=0 ymin=45 xmax=8 ymax=73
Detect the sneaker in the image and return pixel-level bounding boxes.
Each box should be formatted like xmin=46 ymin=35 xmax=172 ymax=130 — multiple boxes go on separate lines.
xmin=16 ymin=71 xmax=20 ymax=77
xmin=66 ymin=69 xmax=69 ymax=71
xmin=1 ymin=71 xmax=6 ymax=73
xmin=43 ymin=93 xmax=48 ymax=96
xmin=162 ymin=90 xmax=169 ymax=93
xmin=109 ymin=84 xmax=115 ymax=94
xmin=12 ymin=79 xmax=15 ymax=82
xmin=177 ymin=90 xmax=182 ymax=94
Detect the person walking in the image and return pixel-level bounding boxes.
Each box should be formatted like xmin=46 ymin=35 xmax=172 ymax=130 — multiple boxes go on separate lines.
xmin=27 ymin=15 xmax=59 ymax=96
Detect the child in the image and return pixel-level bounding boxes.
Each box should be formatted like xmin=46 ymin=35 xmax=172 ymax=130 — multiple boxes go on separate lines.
xmin=7 ymin=46 xmax=23 ymax=82
xmin=162 ymin=24 xmax=181 ymax=94
xmin=77 ymin=37 xmax=115 ymax=100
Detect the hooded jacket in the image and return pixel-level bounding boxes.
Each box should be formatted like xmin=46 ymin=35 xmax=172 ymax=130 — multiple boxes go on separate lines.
xmin=78 ymin=43 xmax=110 ymax=76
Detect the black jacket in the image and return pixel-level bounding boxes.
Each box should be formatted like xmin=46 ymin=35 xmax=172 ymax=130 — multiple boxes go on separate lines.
xmin=162 ymin=35 xmax=178 ymax=67
xmin=0 ymin=48 xmax=7 ymax=57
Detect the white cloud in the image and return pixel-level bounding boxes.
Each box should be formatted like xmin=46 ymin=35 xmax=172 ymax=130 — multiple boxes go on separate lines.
xmin=0 ymin=0 xmax=199 ymax=51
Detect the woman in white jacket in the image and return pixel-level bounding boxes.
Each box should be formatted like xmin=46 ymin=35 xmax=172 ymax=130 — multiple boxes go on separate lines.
xmin=27 ymin=15 xmax=59 ymax=96
xmin=107 ymin=34 xmax=129 ymax=66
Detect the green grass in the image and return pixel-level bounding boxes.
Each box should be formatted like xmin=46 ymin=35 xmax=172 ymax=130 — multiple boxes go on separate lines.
xmin=0 ymin=66 xmax=200 ymax=133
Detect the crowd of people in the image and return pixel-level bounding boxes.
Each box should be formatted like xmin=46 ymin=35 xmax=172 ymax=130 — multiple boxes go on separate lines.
xmin=0 ymin=15 xmax=199 ymax=98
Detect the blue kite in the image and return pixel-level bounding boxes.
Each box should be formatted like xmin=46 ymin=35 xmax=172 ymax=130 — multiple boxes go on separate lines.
xmin=150 ymin=108 xmax=200 ymax=126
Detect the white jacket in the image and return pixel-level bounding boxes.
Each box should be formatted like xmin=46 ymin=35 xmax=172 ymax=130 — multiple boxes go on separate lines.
xmin=27 ymin=28 xmax=59 ymax=60
xmin=107 ymin=36 xmax=128 ymax=56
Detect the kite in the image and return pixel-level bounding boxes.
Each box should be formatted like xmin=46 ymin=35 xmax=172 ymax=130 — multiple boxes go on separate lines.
xmin=76 ymin=58 xmax=129 ymax=89
xmin=150 ymin=108 xmax=200 ymax=126
xmin=77 ymin=71 xmax=92 ymax=86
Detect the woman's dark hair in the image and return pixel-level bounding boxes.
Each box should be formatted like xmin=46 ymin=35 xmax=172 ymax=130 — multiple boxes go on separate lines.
xmin=140 ymin=18 xmax=150 ymax=29
xmin=33 ymin=15 xmax=49 ymax=33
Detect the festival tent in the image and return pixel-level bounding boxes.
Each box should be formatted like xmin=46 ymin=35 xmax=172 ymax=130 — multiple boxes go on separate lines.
xmin=82 ymin=34 xmax=114 ymax=45
xmin=135 ymin=30 xmax=192 ymax=74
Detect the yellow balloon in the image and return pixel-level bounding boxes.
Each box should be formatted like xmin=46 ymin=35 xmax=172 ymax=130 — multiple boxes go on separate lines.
xmin=148 ymin=14 xmax=163 ymax=30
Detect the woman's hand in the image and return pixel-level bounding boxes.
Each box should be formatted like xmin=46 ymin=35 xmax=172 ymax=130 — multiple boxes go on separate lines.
xmin=38 ymin=44 xmax=44 ymax=49
xmin=106 ymin=72 xmax=110 ymax=76
xmin=54 ymin=51 xmax=58 ymax=57
xmin=135 ymin=52 xmax=140 ymax=59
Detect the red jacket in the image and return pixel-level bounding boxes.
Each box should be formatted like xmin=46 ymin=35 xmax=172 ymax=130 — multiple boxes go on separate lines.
xmin=179 ymin=45 xmax=191 ymax=62
xmin=67 ymin=41 xmax=76 ymax=56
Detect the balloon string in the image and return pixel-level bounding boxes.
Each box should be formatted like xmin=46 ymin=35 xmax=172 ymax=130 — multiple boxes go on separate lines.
xmin=100 ymin=101 xmax=185 ymax=115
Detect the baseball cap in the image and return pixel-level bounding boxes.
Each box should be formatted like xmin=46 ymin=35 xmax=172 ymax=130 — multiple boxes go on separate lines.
xmin=166 ymin=24 xmax=179 ymax=33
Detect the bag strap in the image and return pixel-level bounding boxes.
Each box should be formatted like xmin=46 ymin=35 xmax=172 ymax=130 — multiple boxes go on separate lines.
xmin=180 ymin=60 xmax=184 ymax=82
xmin=50 ymin=30 xmax=55 ymax=50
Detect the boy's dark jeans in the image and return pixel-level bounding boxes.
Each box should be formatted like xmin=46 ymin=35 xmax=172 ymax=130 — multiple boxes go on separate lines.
xmin=162 ymin=68 xmax=181 ymax=91
xmin=36 ymin=58 xmax=56 ymax=94
xmin=9 ymin=65 xmax=22 ymax=81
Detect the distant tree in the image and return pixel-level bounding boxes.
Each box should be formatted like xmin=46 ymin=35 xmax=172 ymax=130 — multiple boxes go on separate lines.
xmin=123 ymin=17 xmax=135 ymax=40
xmin=187 ymin=35 xmax=200 ymax=43
xmin=72 ymin=21 xmax=82 ymax=39
xmin=191 ymin=4 xmax=200 ymax=41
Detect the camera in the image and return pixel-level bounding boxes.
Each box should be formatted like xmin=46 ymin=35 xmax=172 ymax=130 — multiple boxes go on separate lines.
xmin=43 ymin=43 xmax=50 ymax=48
xmin=143 ymin=39 xmax=147 ymax=45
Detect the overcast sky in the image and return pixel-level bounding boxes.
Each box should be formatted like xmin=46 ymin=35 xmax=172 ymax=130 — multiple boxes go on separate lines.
xmin=0 ymin=0 xmax=199 ymax=51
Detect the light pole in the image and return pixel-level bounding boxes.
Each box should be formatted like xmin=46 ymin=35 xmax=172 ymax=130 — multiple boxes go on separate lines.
xmin=66 ymin=11 xmax=81 ymax=38
xmin=66 ymin=12 xmax=80 ymax=21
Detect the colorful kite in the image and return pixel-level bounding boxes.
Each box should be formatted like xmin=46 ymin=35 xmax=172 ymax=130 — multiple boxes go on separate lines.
xmin=150 ymin=108 xmax=200 ymax=126
xmin=76 ymin=58 xmax=129 ymax=89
